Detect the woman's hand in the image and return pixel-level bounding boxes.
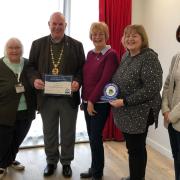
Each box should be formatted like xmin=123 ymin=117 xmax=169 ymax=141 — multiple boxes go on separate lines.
xmin=87 ymin=101 xmax=97 ymax=116
xmin=109 ymin=99 xmax=124 ymax=108
xmin=163 ymin=111 xmax=170 ymax=123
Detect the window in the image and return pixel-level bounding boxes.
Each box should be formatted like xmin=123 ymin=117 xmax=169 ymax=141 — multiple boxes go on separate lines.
xmin=0 ymin=0 xmax=98 ymax=147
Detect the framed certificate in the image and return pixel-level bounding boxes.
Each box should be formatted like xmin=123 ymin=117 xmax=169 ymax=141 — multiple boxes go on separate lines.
xmin=44 ymin=75 xmax=72 ymax=95
xmin=100 ymin=83 xmax=119 ymax=102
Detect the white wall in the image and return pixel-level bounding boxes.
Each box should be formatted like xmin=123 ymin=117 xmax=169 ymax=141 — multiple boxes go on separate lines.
xmin=0 ymin=0 xmax=62 ymax=58
xmin=132 ymin=0 xmax=180 ymax=159
xmin=0 ymin=0 xmax=98 ymax=58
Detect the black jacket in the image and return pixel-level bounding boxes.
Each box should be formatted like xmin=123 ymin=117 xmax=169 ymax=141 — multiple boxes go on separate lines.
xmin=27 ymin=35 xmax=85 ymax=110
xmin=0 ymin=58 xmax=36 ymax=126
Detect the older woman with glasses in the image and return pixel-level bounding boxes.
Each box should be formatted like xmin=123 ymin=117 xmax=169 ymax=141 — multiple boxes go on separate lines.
xmin=0 ymin=38 xmax=36 ymax=179
xmin=80 ymin=22 xmax=119 ymax=180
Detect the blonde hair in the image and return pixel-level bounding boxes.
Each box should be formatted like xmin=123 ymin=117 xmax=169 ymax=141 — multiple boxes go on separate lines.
xmin=89 ymin=22 xmax=109 ymax=41
xmin=124 ymin=24 xmax=149 ymax=49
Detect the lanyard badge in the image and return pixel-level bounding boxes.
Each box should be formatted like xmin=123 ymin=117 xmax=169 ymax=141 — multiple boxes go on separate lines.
xmin=15 ymin=83 xmax=25 ymax=93
xmin=15 ymin=72 xmax=25 ymax=93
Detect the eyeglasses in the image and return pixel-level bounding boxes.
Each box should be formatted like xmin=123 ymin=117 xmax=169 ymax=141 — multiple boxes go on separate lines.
xmin=92 ymin=33 xmax=105 ymax=37
xmin=7 ymin=46 xmax=21 ymax=50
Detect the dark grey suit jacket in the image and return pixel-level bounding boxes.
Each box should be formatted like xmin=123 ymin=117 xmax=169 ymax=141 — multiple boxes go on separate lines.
xmin=112 ymin=48 xmax=163 ymax=134
xmin=27 ymin=35 xmax=85 ymax=110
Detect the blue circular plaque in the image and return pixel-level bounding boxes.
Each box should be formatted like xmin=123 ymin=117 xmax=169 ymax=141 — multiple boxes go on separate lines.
xmin=100 ymin=83 xmax=119 ymax=102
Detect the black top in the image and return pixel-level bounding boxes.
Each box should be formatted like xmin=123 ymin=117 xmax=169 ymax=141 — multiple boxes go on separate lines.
xmin=27 ymin=35 xmax=85 ymax=109
xmin=0 ymin=58 xmax=36 ymax=126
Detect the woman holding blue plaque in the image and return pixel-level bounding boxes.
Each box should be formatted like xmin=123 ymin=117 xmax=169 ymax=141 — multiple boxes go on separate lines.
xmin=81 ymin=22 xmax=119 ymax=180
xmin=110 ymin=25 xmax=163 ymax=180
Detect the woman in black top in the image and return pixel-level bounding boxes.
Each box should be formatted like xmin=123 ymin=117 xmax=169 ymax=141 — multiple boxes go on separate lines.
xmin=0 ymin=38 xmax=36 ymax=179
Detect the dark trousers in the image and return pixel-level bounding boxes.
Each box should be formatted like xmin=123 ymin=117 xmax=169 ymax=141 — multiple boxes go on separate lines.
xmin=0 ymin=111 xmax=32 ymax=168
xmin=123 ymin=128 xmax=148 ymax=180
xmin=168 ymin=124 xmax=180 ymax=180
xmin=83 ymin=103 xmax=110 ymax=178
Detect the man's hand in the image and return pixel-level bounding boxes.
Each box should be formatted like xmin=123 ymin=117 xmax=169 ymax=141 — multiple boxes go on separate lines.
xmin=34 ymin=79 xmax=45 ymax=90
xmin=71 ymin=81 xmax=80 ymax=92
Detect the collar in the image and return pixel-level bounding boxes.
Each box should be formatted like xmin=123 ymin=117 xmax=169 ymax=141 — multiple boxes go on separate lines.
xmin=92 ymin=45 xmax=111 ymax=55
xmin=50 ymin=35 xmax=65 ymax=44
xmin=3 ymin=56 xmax=24 ymax=66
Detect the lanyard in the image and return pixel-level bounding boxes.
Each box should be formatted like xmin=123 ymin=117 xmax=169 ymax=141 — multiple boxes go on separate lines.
xmin=17 ymin=71 xmax=21 ymax=83
xmin=14 ymin=62 xmax=23 ymax=83
xmin=16 ymin=59 xmax=24 ymax=83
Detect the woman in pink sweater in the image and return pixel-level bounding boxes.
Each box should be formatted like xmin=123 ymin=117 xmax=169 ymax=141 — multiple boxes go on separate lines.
xmin=81 ymin=22 xmax=119 ymax=180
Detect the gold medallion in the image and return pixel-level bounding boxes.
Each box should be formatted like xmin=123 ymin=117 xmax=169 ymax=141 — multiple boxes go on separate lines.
xmin=50 ymin=44 xmax=64 ymax=75
xmin=52 ymin=67 xmax=59 ymax=75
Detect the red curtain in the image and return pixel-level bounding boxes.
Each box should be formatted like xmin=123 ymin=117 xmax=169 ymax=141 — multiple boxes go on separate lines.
xmin=99 ymin=0 xmax=132 ymax=141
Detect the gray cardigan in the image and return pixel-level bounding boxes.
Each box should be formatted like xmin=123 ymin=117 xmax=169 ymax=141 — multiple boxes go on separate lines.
xmin=161 ymin=53 xmax=180 ymax=131
xmin=111 ymin=48 xmax=163 ymax=134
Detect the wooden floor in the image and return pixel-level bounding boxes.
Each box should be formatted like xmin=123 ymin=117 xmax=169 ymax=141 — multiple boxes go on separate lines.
xmin=3 ymin=141 xmax=174 ymax=180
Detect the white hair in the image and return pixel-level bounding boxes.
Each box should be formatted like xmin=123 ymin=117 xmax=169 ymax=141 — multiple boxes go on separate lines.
xmin=4 ymin=37 xmax=24 ymax=57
